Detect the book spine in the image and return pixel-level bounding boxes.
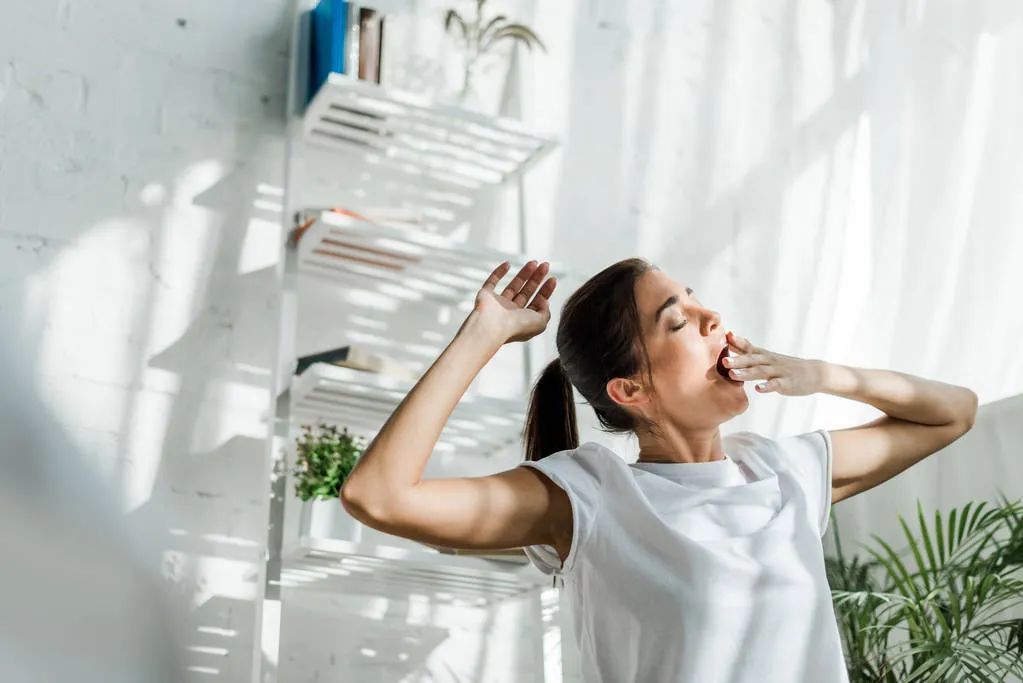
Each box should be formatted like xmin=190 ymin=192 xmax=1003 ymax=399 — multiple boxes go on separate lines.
xmin=345 ymin=2 xmax=361 ymax=77
xmin=376 ymin=15 xmax=384 ymax=85
xmin=358 ymin=8 xmax=382 ymax=83
xmin=307 ymin=0 xmax=349 ymax=106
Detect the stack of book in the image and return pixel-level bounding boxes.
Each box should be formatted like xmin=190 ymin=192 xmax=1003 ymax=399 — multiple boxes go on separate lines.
xmin=307 ymin=0 xmax=387 ymax=106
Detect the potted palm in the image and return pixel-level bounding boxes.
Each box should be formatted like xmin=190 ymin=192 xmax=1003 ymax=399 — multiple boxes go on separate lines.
xmin=292 ymin=422 xmax=366 ymax=542
xmin=825 ymin=494 xmax=1023 ymax=681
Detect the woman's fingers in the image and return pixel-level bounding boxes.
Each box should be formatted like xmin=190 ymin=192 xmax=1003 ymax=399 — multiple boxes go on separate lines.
xmin=724 ymin=351 xmax=766 ymax=369
xmin=729 ymin=363 xmax=773 ymax=380
xmin=724 ymin=331 xmax=748 ymax=351
xmin=514 ymin=262 xmax=550 ymax=306
xmin=499 ymin=260 xmax=537 ymax=300
xmin=726 ymin=330 xmax=757 ymax=354
xmin=499 ymin=260 xmax=551 ymax=306
xmin=482 ymin=261 xmax=512 ymax=292
xmin=527 ymin=276 xmax=557 ymax=313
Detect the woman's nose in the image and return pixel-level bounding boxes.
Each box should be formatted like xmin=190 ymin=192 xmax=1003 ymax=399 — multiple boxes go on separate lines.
xmin=702 ymin=308 xmax=721 ymax=334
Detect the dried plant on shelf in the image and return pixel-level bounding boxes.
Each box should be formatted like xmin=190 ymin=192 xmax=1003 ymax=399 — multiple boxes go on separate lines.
xmin=444 ymin=0 xmax=546 ymax=107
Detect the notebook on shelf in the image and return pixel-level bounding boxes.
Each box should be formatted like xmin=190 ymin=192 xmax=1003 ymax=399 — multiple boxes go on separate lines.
xmin=295 ymin=344 xmax=421 ymax=382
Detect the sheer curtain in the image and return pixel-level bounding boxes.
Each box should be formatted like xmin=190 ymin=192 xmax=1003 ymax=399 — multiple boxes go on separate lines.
xmin=508 ymin=0 xmax=1023 ymax=548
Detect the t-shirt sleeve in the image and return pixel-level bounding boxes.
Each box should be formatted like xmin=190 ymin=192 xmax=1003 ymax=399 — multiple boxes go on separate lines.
xmin=773 ymin=428 xmax=834 ymax=537
xmin=515 ymin=448 xmax=605 ymax=576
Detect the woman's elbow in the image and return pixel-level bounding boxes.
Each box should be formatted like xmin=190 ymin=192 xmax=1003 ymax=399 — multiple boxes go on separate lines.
xmin=959 ymin=388 xmax=979 ymax=429
xmin=340 ymin=479 xmax=409 ymax=533
xmin=340 ymin=479 xmax=384 ymax=525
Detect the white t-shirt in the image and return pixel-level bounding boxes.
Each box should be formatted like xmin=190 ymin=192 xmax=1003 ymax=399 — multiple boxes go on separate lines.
xmin=518 ymin=429 xmax=849 ymax=683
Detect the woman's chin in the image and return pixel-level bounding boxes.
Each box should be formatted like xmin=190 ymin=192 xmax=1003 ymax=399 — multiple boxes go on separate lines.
xmin=715 ymin=374 xmax=750 ymax=407
xmin=714 ymin=371 xmax=746 ymax=389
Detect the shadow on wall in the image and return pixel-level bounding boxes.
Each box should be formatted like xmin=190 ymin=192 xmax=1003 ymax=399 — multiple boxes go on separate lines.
xmin=0 ymin=2 xmax=294 ymax=678
xmin=125 ymin=150 xmax=288 ymax=681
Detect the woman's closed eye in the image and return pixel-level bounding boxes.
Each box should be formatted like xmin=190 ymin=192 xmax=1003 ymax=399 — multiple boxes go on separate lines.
xmin=670 ymin=320 xmax=686 ymax=331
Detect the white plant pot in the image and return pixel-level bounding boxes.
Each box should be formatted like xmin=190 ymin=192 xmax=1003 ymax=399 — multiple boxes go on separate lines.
xmin=299 ymin=498 xmax=364 ymax=544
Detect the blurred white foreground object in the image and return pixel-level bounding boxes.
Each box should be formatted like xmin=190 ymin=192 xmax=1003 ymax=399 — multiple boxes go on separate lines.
xmin=0 ymin=337 xmax=184 ymax=682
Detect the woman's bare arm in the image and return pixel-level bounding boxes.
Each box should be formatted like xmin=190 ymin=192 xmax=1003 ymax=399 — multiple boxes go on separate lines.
xmin=339 ymin=261 xmax=570 ymax=557
xmin=819 ymin=364 xmax=978 ymax=503
xmin=346 ymin=466 xmax=574 ymax=559
xmin=722 ymin=331 xmax=978 ymax=505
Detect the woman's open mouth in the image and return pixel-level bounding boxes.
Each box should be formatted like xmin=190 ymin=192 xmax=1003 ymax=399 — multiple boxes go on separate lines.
xmin=715 ymin=346 xmax=742 ymax=383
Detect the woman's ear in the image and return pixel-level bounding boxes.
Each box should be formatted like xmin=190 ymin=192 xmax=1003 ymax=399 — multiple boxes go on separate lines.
xmin=606 ymin=376 xmax=648 ymax=409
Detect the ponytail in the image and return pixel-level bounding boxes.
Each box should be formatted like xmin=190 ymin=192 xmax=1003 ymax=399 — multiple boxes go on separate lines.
xmin=523 ymin=357 xmax=579 ymax=462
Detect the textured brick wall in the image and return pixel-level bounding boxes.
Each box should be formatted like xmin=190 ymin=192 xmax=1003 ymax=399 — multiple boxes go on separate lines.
xmin=0 ymin=1 xmax=291 ymax=679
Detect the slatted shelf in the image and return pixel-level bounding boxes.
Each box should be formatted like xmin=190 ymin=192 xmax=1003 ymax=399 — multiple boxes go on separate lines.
xmin=303 ymin=73 xmax=557 ymax=189
xmin=293 ymin=208 xmax=569 ymax=308
xmin=289 ymin=362 xmax=526 ymax=457
xmin=280 ymin=536 xmax=545 ymax=605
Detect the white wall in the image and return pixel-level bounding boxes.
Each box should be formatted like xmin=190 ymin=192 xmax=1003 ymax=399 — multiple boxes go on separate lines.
xmin=0 ymin=1 xmax=291 ymax=679
xmin=0 ymin=1 xmax=552 ymax=681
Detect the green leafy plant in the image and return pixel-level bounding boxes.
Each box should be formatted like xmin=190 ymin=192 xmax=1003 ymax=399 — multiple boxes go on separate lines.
xmin=292 ymin=422 xmax=365 ymax=502
xmin=826 ymin=494 xmax=1023 ymax=682
xmin=444 ymin=0 xmax=546 ymax=102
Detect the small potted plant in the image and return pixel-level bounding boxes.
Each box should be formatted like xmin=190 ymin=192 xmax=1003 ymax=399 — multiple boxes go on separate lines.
xmin=292 ymin=422 xmax=366 ymax=542
xmin=444 ymin=0 xmax=546 ymax=112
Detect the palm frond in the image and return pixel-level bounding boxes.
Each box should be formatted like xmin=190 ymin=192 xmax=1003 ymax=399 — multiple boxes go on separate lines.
xmin=478 ymin=14 xmax=508 ymax=45
xmin=826 ymin=496 xmax=1023 ymax=681
xmin=481 ymin=23 xmax=547 ymax=54
xmin=444 ymin=9 xmax=469 ymax=45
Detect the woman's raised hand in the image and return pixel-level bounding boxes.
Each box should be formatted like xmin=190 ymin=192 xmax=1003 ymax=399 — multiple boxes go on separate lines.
xmin=470 ymin=260 xmax=558 ymax=344
xmin=724 ymin=330 xmax=825 ymax=396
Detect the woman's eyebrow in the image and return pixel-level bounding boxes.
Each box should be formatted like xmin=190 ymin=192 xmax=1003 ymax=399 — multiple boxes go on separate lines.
xmin=654 ymin=287 xmax=696 ymax=324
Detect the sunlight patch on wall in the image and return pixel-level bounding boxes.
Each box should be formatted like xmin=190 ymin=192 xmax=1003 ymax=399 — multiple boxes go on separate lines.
xmin=238 ymin=216 xmax=282 ymax=274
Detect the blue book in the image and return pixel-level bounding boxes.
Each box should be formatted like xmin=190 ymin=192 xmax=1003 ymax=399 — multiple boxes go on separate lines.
xmin=307 ymin=0 xmax=349 ymax=108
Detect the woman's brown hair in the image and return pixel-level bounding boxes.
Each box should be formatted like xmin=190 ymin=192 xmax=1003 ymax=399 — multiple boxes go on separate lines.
xmin=522 ymin=257 xmax=663 ymax=461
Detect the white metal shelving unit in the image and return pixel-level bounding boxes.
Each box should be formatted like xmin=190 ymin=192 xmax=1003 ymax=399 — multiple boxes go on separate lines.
xmin=281 ymin=537 xmax=544 ymax=603
xmin=254 ymin=3 xmax=562 ymax=682
xmin=290 ymin=362 xmax=527 ymax=456
xmin=304 ymin=72 xmax=556 ymax=190
xmin=293 ymin=208 xmax=564 ymax=307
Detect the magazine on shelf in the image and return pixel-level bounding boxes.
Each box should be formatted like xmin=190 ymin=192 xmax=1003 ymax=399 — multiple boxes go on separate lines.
xmin=291 ymin=205 xmax=425 ymax=243
xmin=295 ymin=344 xmax=421 ymax=382
xmin=317 ymin=205 xmax=424 ymax=225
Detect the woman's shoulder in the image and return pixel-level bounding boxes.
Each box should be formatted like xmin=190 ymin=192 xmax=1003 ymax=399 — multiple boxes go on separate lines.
xmin=722 ymin=429 xmax=775 ymax=455
xmin=724 ymin=431 xmax=785 ymax=470
xmin=522 ymin=441 xmax=630 ymax=480
xmin=724 ymin=428 xmax=829 ymax=470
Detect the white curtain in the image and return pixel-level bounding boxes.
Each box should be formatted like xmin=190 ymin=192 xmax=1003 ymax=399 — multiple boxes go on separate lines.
xmin=505 ymin=0 xmax=1023 ymax=550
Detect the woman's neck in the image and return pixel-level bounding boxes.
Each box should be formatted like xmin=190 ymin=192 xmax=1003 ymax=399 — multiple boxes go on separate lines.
xmin=635 ymin=428 xmax=726 ymax=464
